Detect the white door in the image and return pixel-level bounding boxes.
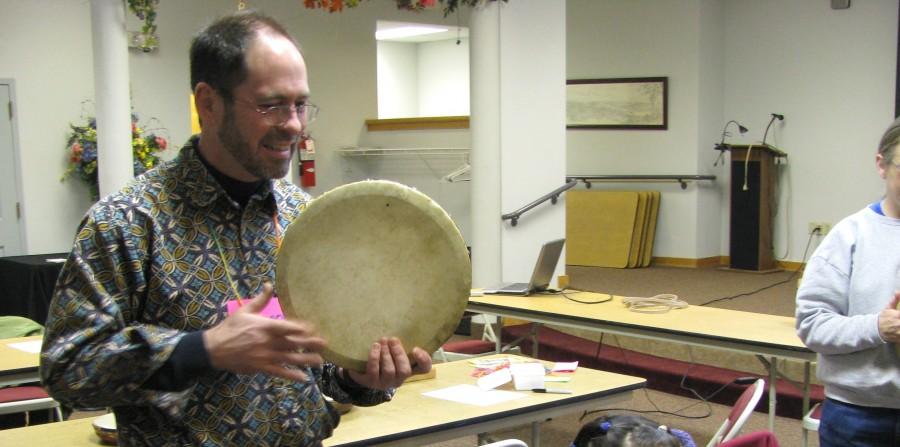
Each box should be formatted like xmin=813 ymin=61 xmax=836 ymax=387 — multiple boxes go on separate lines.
xmin=0 ymin=83 xmax=24 ymax=256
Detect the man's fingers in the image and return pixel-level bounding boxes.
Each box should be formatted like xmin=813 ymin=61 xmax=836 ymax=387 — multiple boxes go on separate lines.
xmin=888 ymin=293 xmax=900 ymax=310
xmin=275 ymin=350 xmax=324 ymax=368
xmin=241 ymin=282 xmax=274 ymax=313
xmin=365 ymin=341 xmax=382 ymax=379
xmin=261 ymin=364 xmax=308 ymax=383
xmin=262 ymin=318 xmax=319 ymax=338
xmin=387 ymin=338 xmax=411 ymax=377
xmin=268 ymin=335 xmax=327 ymax=354
xmin=409 ymin=347 xmax=432 ymax=375
xmin=380 ymin=338 xmax=396 ymax=379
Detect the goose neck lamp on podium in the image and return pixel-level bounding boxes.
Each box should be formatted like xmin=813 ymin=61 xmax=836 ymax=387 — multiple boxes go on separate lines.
xmin=716 ymin=115 xmax=788 ymax=272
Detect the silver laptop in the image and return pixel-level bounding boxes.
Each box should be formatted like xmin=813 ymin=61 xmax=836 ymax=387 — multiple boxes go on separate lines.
xmin=484 ymin=238 xmax=566 ymax=296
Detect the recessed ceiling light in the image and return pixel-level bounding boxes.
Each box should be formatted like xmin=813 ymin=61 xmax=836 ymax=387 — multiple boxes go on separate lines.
xmin=376 ymin=26 xmax=449 ymax=40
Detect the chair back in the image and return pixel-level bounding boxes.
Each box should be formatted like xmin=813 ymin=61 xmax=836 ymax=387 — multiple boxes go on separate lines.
xmin=707 ymin=378 xmax=766 ymax=446
xmin=481 ymin=439 xmax=528 ymax=447
xmin=717 ymin=431 xmax=779 ymax=447
xmin=801 ymin=402 xmax=821 ymax=432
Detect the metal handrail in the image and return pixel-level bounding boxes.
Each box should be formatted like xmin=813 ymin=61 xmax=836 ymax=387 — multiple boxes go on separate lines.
xmin=502 ymin=174 xmax=716 ymax=227
xmin=567 ymin=174 xmax=716 ymax=190
xmin=501 ymin=180 xmax=578 ymax=227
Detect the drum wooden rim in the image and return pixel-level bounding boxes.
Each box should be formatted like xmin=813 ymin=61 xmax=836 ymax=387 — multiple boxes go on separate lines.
xmin=276 ymin=180 xmax=471 ymax=372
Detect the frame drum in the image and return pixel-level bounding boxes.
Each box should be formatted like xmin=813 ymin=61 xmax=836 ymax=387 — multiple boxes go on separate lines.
xmin=276 ymin=180 xmax=471 ymax=372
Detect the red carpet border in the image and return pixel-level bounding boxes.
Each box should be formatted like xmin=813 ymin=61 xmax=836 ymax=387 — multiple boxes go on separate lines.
xmin=500 ymin=324 xmax=823 ymax=419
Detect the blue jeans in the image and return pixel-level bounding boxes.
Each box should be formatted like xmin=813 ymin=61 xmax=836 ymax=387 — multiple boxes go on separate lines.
xmin=819 ymin=398 xmax=900 ymax=447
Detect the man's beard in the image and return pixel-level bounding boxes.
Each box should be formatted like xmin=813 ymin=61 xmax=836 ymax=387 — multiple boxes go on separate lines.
xmin=218 ymin=105 xmax=294 ymax=180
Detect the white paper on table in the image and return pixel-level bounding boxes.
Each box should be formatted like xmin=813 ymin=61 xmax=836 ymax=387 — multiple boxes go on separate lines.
xmin=45 ymin=258 xmax=67 ymax=263
xmin=477 ymin=368 xmax=512 ymax=390
xmin=8 ymin=340 xmax=42 ymax=353
xmin=552 ymin=361 xmax=579 ymax=372
xmin=423 ymin=384 xmax=526 ymax=407
xmin=510 ymin=362 xmax=545 ymax=390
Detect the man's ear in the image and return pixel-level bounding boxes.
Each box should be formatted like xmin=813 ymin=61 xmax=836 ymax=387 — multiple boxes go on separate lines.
xmin=877 ymin=153 xmax=888 ymax=180
xmin=193 ymin=82 xmax=218 ymax=128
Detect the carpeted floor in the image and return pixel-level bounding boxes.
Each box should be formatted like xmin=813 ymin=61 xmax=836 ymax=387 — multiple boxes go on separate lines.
xmin=567 ymin=264 xmax=801 ymax=316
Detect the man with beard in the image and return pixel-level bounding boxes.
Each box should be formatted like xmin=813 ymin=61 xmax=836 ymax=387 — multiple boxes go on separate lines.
xmin=40 ymin=10 xmax=431 ymax=446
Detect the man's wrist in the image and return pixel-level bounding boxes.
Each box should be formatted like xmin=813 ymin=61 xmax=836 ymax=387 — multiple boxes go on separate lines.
xmin=338 ymin=367 xmax=366 ymax=390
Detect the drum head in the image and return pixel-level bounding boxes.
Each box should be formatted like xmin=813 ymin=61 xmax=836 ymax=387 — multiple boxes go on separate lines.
xmin=276 ymin=180 xmax=471 ymax=372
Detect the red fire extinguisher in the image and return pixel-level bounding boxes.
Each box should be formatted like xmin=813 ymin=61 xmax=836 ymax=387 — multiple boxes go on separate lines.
xmin=299 ymin=136 xmax=316 ymax=188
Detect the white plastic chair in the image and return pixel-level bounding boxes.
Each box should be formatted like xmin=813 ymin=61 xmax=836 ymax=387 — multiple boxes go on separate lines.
xmin=0 ymin=385 xmax=64 ymax=425
xmin=801 ymin=402 xmax=821 ymax=446
xmin=706 ymin=378 xmax=766 ymax=447
xmin=801 ymin=402 xmax=821 ymax=432
xmin=436 ymin=318 xmax=500 ymax=362
xmin=481 ymin=439 xmax=527 ymax=447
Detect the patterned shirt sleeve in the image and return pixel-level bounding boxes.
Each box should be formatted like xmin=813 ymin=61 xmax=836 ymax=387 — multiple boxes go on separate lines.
xmin=40 ymin=197 xmax=194 ymax=418
xmin=318 ymin=363 xmax=394 ymax=406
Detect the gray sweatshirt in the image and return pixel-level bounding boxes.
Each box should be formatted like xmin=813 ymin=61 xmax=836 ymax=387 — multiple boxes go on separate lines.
xmin=796 ymin=206 xmax=900 ymax=409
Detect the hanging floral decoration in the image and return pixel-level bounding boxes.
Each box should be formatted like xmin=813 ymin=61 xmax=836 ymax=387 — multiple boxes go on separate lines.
xmin=127 ymin=0 xmax=160 ymax=52
xmin=62 ymin=114 xmax=168 ymax=201
xmin=303 ymin=0 xmax=507 ymax=17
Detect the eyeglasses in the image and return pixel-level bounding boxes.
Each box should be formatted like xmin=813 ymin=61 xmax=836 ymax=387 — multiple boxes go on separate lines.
xmin=233 ymin=98 xmax=319 ymax=126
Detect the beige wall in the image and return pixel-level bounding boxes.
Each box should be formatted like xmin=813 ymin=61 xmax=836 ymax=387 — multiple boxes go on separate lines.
xmin=565 ymin=0 xmax=896 ymax=261
xmin=0 ymin=0 xmax=896 ymax=263
xmin=0 ymin=0 xmax=464 ymax=253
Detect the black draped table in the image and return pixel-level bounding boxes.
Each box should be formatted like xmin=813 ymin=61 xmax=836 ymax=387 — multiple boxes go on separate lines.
xmin=0 ymin=253 xmax=69 ymax=325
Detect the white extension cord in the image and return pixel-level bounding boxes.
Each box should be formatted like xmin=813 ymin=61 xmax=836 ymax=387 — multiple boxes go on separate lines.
xmin=622 ymin=294 xmax=689 ymax=313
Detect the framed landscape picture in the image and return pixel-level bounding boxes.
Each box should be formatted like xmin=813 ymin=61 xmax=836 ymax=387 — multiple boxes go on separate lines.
xmin=566 ymin=77 xmax=668 ymax=129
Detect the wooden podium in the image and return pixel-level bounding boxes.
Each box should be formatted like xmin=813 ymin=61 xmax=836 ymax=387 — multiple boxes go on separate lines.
xmin=725 ymin=144 xmax=786 ymax=272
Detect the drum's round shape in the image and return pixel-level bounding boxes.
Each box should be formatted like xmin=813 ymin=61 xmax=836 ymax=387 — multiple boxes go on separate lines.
xmin=276 ymin=180 xmax=471 ymax=372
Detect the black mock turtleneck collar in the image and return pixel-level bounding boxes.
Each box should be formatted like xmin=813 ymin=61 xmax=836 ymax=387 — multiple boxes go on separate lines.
xmin=194 ymin=143 xmax=266 ymax=208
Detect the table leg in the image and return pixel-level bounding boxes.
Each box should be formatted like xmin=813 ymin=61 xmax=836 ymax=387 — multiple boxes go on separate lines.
xmin=802 ymin=361 xmax=811 ymax=447
xmin=531 ymin=421 xmax=541 ymax=447
xmin=768 ymin=356 xmax=777 ymax=430
xmin=495 ymin=316 xmax=503 ymax=354
xmin=530 ymin=323 xmax=540 ymax=358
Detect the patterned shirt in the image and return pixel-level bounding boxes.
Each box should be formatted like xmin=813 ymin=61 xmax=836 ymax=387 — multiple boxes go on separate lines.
xmin=41 ymin=137 xmax=391 ymax=446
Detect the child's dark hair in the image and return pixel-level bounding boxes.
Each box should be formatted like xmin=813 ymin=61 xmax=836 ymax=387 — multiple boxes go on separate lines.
xmin=572 ymin=414 xmax=682 ymax=447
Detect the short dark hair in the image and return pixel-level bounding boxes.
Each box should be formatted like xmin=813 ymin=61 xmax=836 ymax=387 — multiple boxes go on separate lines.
xmin=189 ymin=10 xmax=299 ymax=101
xmin=573 ymin=414 xmax=682 ymax=447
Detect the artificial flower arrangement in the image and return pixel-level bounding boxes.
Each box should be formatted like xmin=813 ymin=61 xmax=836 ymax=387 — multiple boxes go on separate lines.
xmin=127 ymin=0 xmax=160 ymax=52
xmin=304 ymin=0 xmax=507 ymax=16
xmin=62 ymin=114 xmax=168 ymax=201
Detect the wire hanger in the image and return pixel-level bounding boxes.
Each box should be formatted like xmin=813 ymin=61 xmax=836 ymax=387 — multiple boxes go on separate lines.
xmin=443 ymin=162 xmax=471 ymax=183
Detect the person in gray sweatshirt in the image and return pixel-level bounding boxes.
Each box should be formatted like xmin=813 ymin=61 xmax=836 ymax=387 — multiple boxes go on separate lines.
xmin=796 ymin=116 xmax=900 ymax=447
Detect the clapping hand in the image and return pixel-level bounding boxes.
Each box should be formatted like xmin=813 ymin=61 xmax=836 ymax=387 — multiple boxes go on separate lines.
xmin=204 ymin=283 xmax=327 ymax=381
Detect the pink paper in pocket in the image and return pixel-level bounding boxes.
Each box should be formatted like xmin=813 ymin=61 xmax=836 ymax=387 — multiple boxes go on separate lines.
xmin=225 ymin=297 xmax=285 ymax=320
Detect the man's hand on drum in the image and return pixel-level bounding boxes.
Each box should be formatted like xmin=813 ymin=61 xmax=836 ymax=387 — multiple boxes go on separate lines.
xmin=203 ymin=283 xmax=327 ymax=382
xmin=346 ymin=337 xmax=432 ymax=390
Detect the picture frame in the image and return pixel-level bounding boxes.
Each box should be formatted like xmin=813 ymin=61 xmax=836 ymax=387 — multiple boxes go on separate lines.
xmin=566 ymin=77 xmax=668 ymax=130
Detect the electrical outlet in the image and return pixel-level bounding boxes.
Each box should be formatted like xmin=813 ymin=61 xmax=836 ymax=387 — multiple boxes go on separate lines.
xmin=808 ymin=222 xmax=831 ymax=235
